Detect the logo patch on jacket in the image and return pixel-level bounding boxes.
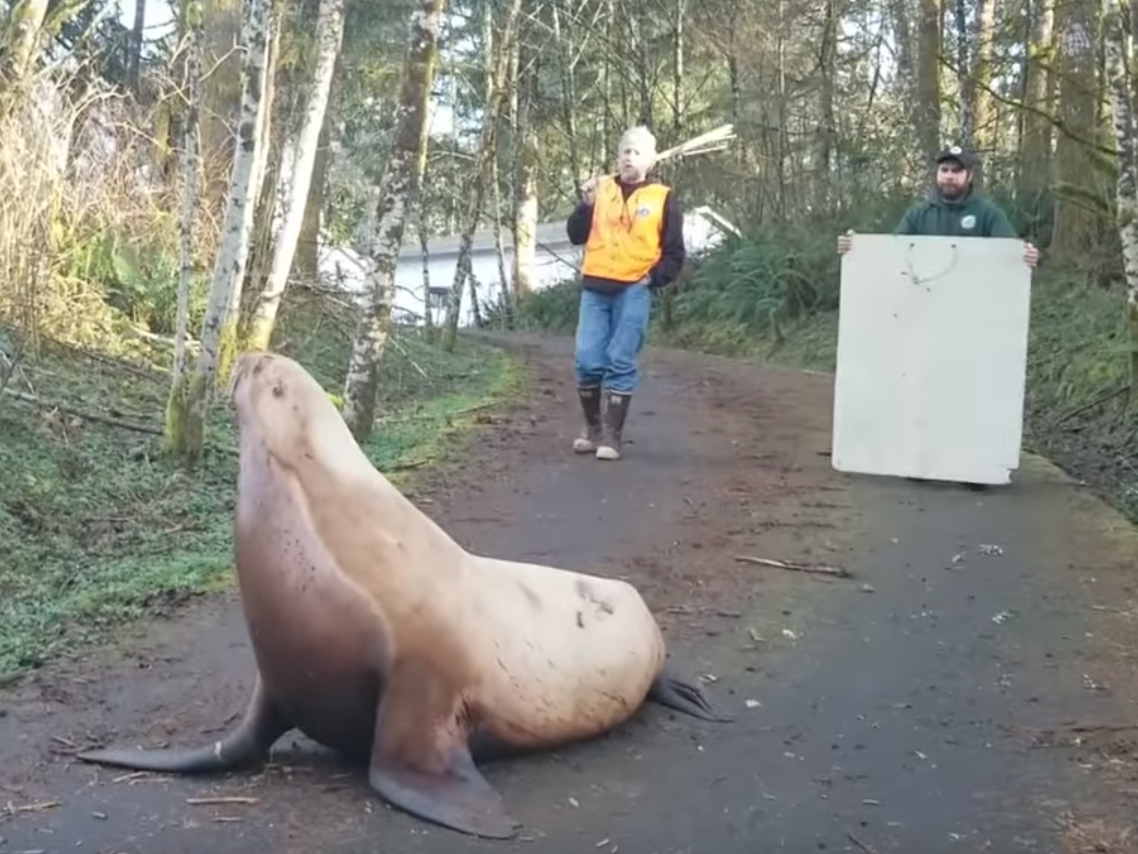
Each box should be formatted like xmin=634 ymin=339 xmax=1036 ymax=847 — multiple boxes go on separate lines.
xmin=960 ymin=214 xmax=976 ymax=230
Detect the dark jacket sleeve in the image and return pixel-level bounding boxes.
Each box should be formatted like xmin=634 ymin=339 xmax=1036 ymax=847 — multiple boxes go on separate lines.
xmin=648 ymin=190 xmax=686 ymax=289
xmin=566 ymin=202 xmax=593 ymax=246
xmin=983 ymin=202 xmax=1019 ymax=238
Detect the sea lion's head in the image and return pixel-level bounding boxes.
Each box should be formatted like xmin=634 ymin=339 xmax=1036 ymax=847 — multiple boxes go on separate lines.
xmin=227 ymin=351 xmax=354 ymax=471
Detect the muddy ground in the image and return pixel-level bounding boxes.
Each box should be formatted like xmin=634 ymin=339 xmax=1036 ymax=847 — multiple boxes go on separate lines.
xmin=3 ymin=332 xmax=1138 ymax=853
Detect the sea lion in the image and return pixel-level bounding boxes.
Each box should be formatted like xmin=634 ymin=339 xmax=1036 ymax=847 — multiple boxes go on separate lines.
xmin=76 ymin=350 xmax=732 ymax=839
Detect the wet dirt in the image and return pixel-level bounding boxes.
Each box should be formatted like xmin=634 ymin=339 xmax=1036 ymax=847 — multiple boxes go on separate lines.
xmin=2 ymin=332 xmax=1138 ymax=853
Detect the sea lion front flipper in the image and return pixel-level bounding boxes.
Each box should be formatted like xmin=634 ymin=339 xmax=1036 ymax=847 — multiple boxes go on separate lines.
xmin=367 ymin=661 xmax=517 ymax=839
xmin=76 ymin=674 xmax=291 ymax=774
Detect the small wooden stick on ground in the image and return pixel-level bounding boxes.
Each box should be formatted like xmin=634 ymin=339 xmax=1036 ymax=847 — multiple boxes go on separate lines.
xmin=5 ymin=800 xmax=61 ymax=815
xmin=847 ymin=831 xmax=878 ymax=854
xmin=186 ymin=796 xmax=260 ymax=806
xmin=734 ymin=554 xmax=853 ymax=578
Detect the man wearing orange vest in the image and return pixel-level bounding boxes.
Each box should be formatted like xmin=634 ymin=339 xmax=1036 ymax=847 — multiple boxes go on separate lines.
xmin=565 ymin=125 xmax=686 ymax=461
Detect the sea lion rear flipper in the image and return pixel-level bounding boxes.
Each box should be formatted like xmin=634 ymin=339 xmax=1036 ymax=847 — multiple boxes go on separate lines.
xmin=649 ymin=663 xmax=735 ymax=723
xmin=367 ymin=662 xmax=518 ymax=839
xmin=76 ymin=675 xmax=291 ymax=773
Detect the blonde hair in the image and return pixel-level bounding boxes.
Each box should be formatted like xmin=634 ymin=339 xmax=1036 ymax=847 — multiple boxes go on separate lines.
xmin=618 ymin=125 xmax=657 ymax=157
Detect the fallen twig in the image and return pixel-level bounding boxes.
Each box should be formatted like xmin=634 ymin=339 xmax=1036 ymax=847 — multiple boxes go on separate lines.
xmin=47 ymin=735 xmax=101 ymax=755
xmin=112 ymin=771 xmax=163 ymax=784
xmin=734 ymin=554 xmax=852 ymax=578
xmin=2 ymin=389 xmax=162 ymax=435
xmin=388 ymin=335 xmax=434 ymax=385
xmin=1040 ymin=722 xmax=1138 ymax=735
xmin=847 ymin=831 xmax=878 ymax=854
xmin=389 ymin=457 xmax=433 ymax=472
xmin=1052 ymin=384 xmax=1128 ymax=427
xmin=186 ymin=796 xmax=260 ymax=806
xmin=4 ymin=799 xmax=61 ymax=815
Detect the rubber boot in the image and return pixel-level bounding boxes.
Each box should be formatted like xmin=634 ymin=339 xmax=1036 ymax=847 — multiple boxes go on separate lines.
xmin=596 ymin=391 xmax=631 ymax=461
xmin=572 ymin=385 xmax=603 ymax=453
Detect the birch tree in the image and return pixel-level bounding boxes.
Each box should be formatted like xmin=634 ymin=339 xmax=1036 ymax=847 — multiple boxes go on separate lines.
xmin=1 ymin=0 xmax=50 ymax=88
xmin=441 ymin=0 xmax=524 ymax=350
xmin=341 ymin=0 xmax=447 ymax=442
xmin=166 ymin=0 xmax=205 ymax=455
xmin=243 ymin=0 xmax=346 ymax=351
xmin=510 ymin=14 xmax=537 ymax=300
xmin=167 ymin=0 xmax=273 ymax=465
xmin=1101 ymin=0 xmax=1138 ymax=404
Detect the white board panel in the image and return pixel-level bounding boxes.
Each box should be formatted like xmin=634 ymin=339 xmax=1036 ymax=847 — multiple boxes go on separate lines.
xmin=831 ymin=234 xmax=1032 ymax=485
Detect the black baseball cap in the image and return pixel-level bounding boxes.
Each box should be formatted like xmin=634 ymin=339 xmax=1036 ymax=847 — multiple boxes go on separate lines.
xmin=935 ymin=145 xmax=977 ymax=169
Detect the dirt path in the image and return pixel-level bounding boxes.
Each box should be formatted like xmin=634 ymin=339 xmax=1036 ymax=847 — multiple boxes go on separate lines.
xmin=3 ymin=332 xmax=1138 ymax=854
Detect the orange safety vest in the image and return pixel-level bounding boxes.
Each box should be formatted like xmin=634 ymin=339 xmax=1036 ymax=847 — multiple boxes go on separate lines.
xmin=581 ymin=177 xmax=670 ymax=283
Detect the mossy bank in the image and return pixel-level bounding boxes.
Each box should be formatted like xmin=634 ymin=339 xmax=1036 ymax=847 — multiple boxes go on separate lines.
xmin=0 ymin=290 xmax=523 ymax=682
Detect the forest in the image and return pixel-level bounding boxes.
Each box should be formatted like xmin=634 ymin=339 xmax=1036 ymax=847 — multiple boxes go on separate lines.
xmin=0 ymin=0 xmax=1135 ymax=678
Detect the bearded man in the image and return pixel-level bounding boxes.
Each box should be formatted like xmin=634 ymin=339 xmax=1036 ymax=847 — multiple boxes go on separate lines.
xmin=837 ymin=145 xmax=1041 ymax=265
xmin=564 ymin=125 xmax=687 ymax=461
xmin=835 ymin=144 xmax=1040 ymax=493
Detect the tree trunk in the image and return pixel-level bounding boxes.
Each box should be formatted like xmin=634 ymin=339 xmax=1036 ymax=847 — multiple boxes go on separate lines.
xmin=635 ymin=0 xmax=653 ymax=124
xmin=815 ymin=0 xmax=838 ymax=211
xmin=916 ymin=0 xmax=943 ymax=164
xmin=1019 ymin=0 xmax=1056 ymax=198
xmin=418 ymin=206 xmax=432 ymax=329
xmin=238 ymin=7 xmax=284 ymax=336
xmin=441 ymin=0 xmax=524 ymax=351
xmin=127 ymin=0 xmax=147 ymax=92
xmin=165 ymin=0 xmax=204 ymax=457
xmin=340 ymin=0 xmax=447 ymax=441
xmin=891 ymin=0 xmax=916 ymax=116
xmin=955 ymin=0 xmax=971 ymax=140
xmin=295 ymin=62 xmax=341 ymax=284
xmin=1051 ymin=0 xmax=1104 ymax=257
xmin=511 ymin=34 xmax=537 ymax=300
xmin=243 ymin=0 xmax=345 ymax=351
xmin=672 ymin=0 xmax=685 ymax=133
xmin=171 ymin=0 xmax=273 ymax=466
xmin=484 ymin=0 xmax=512 ymax=319
xmin=1101 ymin=0 xmax=1138 ymax=405
xmin=551 ymin=2 xmax=582 ymax=194
xmin=221 ymin=4 xmax=276 ymax=380
xmin=200 ymin=0 xmax=246 ymax=215
xmin=966 ymin=0 xmax=997 ymax=159
xmin=775 ymin=0 xmax=789 ymax=216
xmin=2 ymin=0 xmax=50 ymax=86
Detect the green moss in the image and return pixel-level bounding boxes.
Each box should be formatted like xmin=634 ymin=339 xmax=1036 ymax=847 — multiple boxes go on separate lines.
xmin=215 ymin=314 xmax=241 ymax=392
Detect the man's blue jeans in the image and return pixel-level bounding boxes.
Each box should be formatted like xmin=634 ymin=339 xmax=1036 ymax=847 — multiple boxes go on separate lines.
xmin=574 ymin=283 xmax=652 ymax=394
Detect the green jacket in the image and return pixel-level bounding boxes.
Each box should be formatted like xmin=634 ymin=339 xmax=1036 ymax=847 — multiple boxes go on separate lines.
xmin=893 ymin=189 xmax=1019 ymax=239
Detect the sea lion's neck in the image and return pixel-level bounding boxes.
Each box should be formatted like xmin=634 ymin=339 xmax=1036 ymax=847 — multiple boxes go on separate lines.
xmin=239 ymin=412 xmax=469 ymax=617
xmin=288 ymin=447 xmax=469 ymax=615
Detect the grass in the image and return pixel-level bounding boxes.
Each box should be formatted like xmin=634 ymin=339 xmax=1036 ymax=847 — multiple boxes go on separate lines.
xmin=0 ymin=289 xmax=522 ymax=681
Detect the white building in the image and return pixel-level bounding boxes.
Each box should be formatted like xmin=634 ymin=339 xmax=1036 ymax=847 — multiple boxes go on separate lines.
xmin=317 ymin=205 xmax=740 ymax=328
